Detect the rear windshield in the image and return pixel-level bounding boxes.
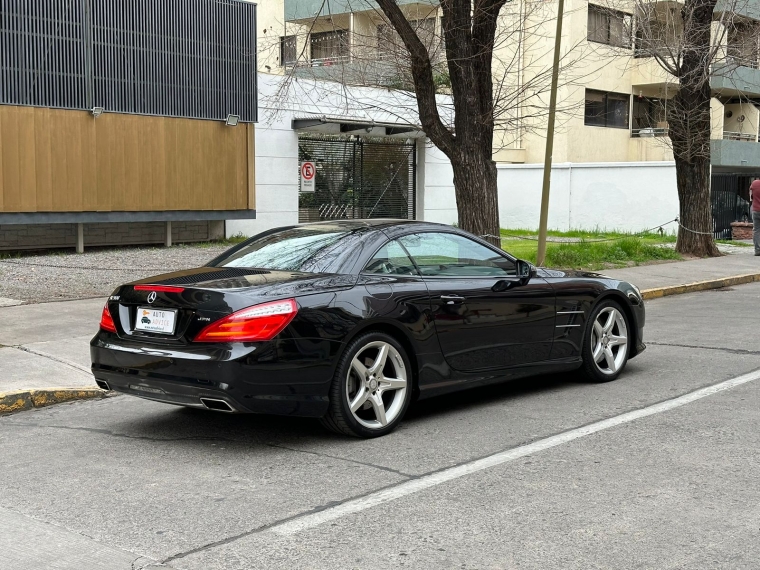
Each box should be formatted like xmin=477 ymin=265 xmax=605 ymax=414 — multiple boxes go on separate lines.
xmin=211 ymin=226 xmax=351 ymax=272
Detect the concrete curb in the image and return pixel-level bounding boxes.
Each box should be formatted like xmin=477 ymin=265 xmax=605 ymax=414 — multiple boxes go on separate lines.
xmin=641 ymin=273 xmax=760 ymax=300
xmin=0 ymin=387 xmax=107 ymax=416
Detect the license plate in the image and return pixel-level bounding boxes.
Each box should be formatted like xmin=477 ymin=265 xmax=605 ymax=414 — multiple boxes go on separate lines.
xmin=135 ymin=307 xmax=177 ymax=335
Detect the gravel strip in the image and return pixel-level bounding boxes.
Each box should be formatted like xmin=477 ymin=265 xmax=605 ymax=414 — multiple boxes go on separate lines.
xmin=0 ymin=244 xmax=232 ymax=304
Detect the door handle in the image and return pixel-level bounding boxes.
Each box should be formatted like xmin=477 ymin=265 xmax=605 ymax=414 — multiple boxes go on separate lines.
xmin=440 ymin=295 xmax=465 ymax=305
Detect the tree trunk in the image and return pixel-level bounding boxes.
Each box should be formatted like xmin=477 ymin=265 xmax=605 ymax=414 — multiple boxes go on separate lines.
xmin=451 ymin=144 xmax=500 ymax=245
xmin=674 ymin=156 xmax=720 ymax=256
xmin=665 ymin=0 xmax=720 ymax=257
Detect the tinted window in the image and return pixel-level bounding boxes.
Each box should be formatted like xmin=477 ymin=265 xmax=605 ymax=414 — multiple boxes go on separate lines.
xmin=587 ymin=5 xmax=632 ymax=48
xmin=364 ymin=240 xmax=419 ymax=276
xmin=584 ymin=89 xmax=630 ymax=129
xmin=398 ymin=233 xmax=516 ymax=277
xmin=213 ymin=226 xmax=351 ymax=272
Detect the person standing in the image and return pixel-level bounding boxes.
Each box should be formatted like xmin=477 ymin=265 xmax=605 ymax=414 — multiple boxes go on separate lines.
xmin=752 ymin=178 xmax=760 ymax=256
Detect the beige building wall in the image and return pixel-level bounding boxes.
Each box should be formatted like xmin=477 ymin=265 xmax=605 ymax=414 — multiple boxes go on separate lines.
xmin=494 ymin=0 xmax=678 ymax=166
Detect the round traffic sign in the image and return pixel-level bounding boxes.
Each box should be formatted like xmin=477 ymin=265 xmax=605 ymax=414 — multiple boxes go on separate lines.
xmin=301 ymin=162 xmax=315 ymax=181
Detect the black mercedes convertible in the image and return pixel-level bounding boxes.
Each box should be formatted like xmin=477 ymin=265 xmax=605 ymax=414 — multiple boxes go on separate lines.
xmin=91 ymin=220 xmax=645 ymax=438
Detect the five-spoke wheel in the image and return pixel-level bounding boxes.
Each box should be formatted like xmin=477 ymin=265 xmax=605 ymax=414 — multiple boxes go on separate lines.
xmin=321 ymin=332 xmax=412 ymax=437
xmin=582 ymin=300 xmax=630 ymax=382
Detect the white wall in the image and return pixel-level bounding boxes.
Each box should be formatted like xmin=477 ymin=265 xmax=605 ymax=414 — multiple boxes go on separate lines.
xmin=228 ymin=73 xmax=457 ymax=238
xmin=497 ymin=162 xmax=679 ymax=232
xmin=226 ymin=112 xmax=300 ymax=238
xmin=420 ymin=143 xmax=456 ymax=224
xmin=234 ymin=74 xmax=678 ymax=238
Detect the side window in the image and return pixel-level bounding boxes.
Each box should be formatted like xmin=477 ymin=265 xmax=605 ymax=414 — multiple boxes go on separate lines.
xmin=398 ymin=233 xmax=516 ymax=277
xmin=364 ymin=240 xmax=419 ymax=276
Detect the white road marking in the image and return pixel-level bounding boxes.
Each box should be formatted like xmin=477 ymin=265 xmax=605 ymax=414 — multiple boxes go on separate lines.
xmin=271 ymin=368 xmax=760 ymax=536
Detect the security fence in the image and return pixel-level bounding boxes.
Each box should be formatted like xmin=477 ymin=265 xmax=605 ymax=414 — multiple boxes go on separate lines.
xmin=298 ymin=135 xmax=417 ymax=222
xmin=0 ymin=0 xmax=257 ymax=121
xmin=711 ymin=173 xmax=758 ymax=239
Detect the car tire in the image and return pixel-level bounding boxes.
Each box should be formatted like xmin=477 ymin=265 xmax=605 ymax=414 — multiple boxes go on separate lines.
xmin=320 ymin=331 xmax=413 ymax=438
xmin=581 ymin=299 xmax=631 ymax=383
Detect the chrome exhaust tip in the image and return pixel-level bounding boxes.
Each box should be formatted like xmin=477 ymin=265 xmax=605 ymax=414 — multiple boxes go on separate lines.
xmin=200 ymin=398 xmax=234 ymax=412
xmin=95 ymin=380 xmax=110 ymax=391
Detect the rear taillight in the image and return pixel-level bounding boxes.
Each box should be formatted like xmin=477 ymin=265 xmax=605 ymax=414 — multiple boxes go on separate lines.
xmin=99 ymin=303 xmax=117 ymax=333
xmin=194 ymin=299 xmax=298 ymax=343
xmin=133 ymin=285 xmax=185 ymax=293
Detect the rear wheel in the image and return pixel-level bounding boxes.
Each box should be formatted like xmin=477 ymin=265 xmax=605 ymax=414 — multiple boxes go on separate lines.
xmin=320 ymin=332 xmax=412 ymax=438
xmin=581 ymin=300 xmax=630 ymax=382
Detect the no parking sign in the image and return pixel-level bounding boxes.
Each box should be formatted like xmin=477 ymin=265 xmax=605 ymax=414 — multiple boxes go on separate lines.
xmin=300 ymin=161 xmax=316 ymax=193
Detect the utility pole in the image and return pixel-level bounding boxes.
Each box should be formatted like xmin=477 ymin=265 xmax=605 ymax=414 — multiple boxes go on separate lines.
xmin=536 ymin=0 xmax=565 ymax=267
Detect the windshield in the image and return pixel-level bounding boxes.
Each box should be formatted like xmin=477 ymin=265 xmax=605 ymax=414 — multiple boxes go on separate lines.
xmin=211 ymin=226 xmax=351 ymax=272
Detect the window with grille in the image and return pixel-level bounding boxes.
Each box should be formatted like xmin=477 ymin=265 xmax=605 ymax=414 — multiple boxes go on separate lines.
xmin=585 ymin=89 xmax=630 ymax=129
xmin=280 ymin=35 xmax=297 ymax=67
xmin=310 ymin=30 xmax=349 ymax=63
xmin=588 ymin=4 xmax=632 ymax=49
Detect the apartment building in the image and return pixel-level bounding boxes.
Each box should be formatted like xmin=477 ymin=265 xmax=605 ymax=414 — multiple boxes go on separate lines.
xmin=265 ymin=0 xmax=760 ymax=233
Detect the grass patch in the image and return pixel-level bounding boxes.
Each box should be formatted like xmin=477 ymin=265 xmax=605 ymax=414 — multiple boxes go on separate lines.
xmin=191 ymin=233 xmax=249 ymax=249
xmin=499 ymin=229 xmax=682 ymax=270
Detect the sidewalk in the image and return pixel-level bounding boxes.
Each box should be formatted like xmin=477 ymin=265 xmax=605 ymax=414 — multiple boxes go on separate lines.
xmin=2 ymin=251 xmax=759 ymax=412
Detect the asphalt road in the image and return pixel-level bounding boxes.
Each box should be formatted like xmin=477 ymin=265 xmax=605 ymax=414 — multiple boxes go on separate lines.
xmin=1 ymin=284 xmax=759 ymax=569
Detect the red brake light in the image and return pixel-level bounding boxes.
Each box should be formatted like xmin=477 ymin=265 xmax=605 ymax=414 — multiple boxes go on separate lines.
xmin=99 ymin=303 xmax=117 ymax=333
xmin=194 ymin=299 xmax=298 ymax=343
xmin=134 ymin=285 xmax=185 ymax=293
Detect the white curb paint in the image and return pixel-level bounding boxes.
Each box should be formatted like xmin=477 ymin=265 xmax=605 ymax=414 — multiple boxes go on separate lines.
xmin=271 ymin=368 xmax=760 ymax=536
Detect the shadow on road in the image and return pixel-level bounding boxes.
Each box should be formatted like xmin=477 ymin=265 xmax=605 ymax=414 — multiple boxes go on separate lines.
xmin=102 ymin=369 xmax=597 ymax=447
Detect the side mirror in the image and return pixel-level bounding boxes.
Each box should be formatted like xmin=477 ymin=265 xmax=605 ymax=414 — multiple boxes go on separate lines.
xmin=516 ymin=259 xmax=533 ymax=283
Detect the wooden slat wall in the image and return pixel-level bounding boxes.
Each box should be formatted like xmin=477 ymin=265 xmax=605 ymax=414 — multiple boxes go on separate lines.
xmin=0 ymin=106 xmax=254 ymax=213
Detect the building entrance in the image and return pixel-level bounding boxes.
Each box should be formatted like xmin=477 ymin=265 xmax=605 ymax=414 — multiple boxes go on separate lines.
xmin=297 ymin=135 xmax=416 ymax=222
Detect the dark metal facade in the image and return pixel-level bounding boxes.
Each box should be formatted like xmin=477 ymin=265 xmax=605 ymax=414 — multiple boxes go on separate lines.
xmin=298 ymin=135 xmax=417 ymax=223
xmin=0 ymin=0 xmax=257 ymax=122
xmin=0 ymin=1 xmax=88 ymax=109
xmin=711 ymin=173 xmax=758 ymax=238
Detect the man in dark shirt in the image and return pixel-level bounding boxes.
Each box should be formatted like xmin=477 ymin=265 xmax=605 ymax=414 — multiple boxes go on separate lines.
xmin=751 ymin=178 xmax=760 ymax=256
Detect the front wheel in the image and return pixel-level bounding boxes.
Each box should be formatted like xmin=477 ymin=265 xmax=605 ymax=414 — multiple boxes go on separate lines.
xmin=320 ymin=332 xmax=412 ymax=438
xmin=581 ymin=300 xmax=630 ymax=383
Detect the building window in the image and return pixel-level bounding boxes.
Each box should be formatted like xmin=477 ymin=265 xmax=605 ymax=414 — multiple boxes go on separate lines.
xmin=632 ymin=97 xmax=668 ymax=136
xmin=588 ymin=4 xmax=632 ymax=48
xmin=584 ymin=89 xmax=630 ymax=129
xmin=280 ymin=35 xmax=297 ymax=67
xmin=310 ymin=30 xmax=349 ymax=64
xmin=726 ymin=22 xmax=760 ymax=68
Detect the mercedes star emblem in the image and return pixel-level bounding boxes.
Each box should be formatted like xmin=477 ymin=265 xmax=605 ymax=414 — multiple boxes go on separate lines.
xmin=147 ymin=292 xmax=157 ymax=304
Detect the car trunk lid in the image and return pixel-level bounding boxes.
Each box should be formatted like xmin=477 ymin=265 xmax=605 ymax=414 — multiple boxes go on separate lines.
xmin=108 ymin=267 xmax=356 ymax=344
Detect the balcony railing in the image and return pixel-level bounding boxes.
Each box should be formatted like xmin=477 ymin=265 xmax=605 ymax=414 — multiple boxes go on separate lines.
xmin=309 ymin=55 xmax=351 ymax=67
xmin=726 ymin=54 xmax=760 ymax=70
xmin=723 ymin=131 xmax=757 ymax=142
xmin=632 ymin=127 xmax=669 ymax=137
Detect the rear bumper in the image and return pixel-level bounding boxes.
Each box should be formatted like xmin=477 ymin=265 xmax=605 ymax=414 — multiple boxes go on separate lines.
xmin=90 ymin=333 xmax=343 ymax=417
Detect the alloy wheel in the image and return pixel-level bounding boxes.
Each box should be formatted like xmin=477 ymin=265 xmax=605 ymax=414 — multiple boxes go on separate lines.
xmin=345 ymin=341 xmax=408 ymax=430
xmin=590 ymin=306 xmax=628 ymax=375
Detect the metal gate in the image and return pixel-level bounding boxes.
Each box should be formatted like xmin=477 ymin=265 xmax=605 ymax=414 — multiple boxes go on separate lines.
xmin=298 ymin=135 xmax=416 ymax=222
xmin=711 ymin=174 xmax=757 ymax=239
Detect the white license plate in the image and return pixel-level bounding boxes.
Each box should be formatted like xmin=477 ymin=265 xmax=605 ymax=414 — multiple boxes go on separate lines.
xmin=135 ymin=307 xmax=177 ymax=335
